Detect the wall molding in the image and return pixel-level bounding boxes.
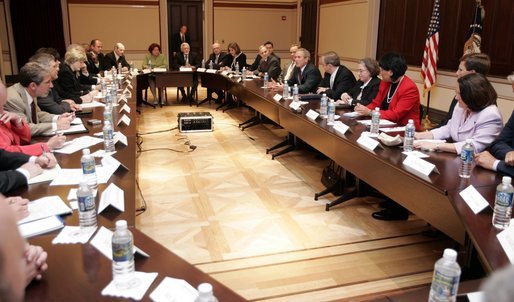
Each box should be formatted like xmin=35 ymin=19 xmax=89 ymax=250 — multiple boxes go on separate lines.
xmin=213 ymin=2 xmax=297 ymax=9
xmin=67 ymin=0 xmax=158 ymax=5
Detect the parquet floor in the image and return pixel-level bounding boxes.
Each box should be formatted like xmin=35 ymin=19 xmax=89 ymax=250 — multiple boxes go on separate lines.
xmin=135 ymin=88 xmax=456 ymax=301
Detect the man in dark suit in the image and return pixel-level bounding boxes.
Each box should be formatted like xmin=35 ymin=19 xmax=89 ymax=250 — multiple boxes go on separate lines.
xmin=203 ymin=42 xmax=227 ymax=103
xmin=87 ymin=39 xmax=105 ymax=75
xmin=249 ymin=41 xmax=280 ymax=72
xmin=274 ymin=48 xmax=321 ymax=94
xmin=476 ymin=75 xmax=514 ymax=177
xmin=102 ymin=43 xmax=130 ymax=71
xmin=171 ymin=25 xmax=191 ymax=57
xmin=172 ymin=43 xmax=199 ymax=103
xmin=253 ymin=45 xmax=281 ymax=80
xmin=316 ymin=51 xmax=356 ymax=100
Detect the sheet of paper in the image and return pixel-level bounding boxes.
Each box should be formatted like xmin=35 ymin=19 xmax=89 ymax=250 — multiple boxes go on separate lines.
xmin=52 ymin=226 xmax=97 ymax=244
xmin=18 ymin=216 xmax=64 ymax=238
xmin=466 ymin=291 xmax=485 ymax=302
xmin=41 ymin=123 xmax=88 ymax=136
xmin=98 ymin=183 xmax=125 ymax=213
xmin=402 ymin=150 xmax=430 ymax=158
xmin=80 ymin=101 xmax=105 ymax=108
xmin=18 ymin=196 xmax=72 ymax=225
xmin=71 ymin=117 xmax=83 ymax=125
xmin=380 ymin=126 xmax=405 ymax=133
xmin=497 ymin=224 xmax=514 ymax=264
xmin=414 ymin=139 xmax=447 ymax=144
xmin=91 ymin=150 xmax=117 ymax=158
xmin=53 ymin=136 xmax=103 ymax=154
xmin=149 ymin=277 xmax=198 ymax=302
xmin=49 ymin=169 xmax=87 ymax=186
xmin=28 ymin=164 xmax=61 ymax=184
xmin=358 ymin=119 xmax=396 ymax=126
xmin=459 ymin=185 xmax=490 ymax=214
xmin=102 ymin=272 xmax=158 ymax=301
xmin=343 ymin=111 xmax=361 ymax=118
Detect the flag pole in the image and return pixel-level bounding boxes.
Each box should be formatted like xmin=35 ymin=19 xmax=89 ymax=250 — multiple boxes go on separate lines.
xmin=422 ymin=90 xmax=436 ymax=130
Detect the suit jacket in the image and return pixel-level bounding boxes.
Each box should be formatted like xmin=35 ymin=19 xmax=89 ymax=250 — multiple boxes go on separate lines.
xmin=249 ymin=54 xmax=262 ymax=71
xmin=171 ymin=32 xmax=191 ymax=54
xmin=346 ymin=77 xmax=381 ymax=106
xmin=86 ymin=52 xmax=103 ymax=75
xmin=221 ymin=53 xmax=247 ymax=71
xmin=207 ymin=52 xmax=227 ymax=70
xmin=279 ymin=61 xmax=295 ymax=83
xmin=172 ymin=52 xmax=200 ymax=70
xmin=367 ymin=75 xmax=421 ymax=130
xmin=431 ymin=104 xmax=503 ymax=154
xmin=37 ymin=88 xmax=72 ymax=114
xmin=5 ymin=83 xmax=55 ymax=136
xmin=53 ymin=64 xmax=90 ymax=104
xmin=102 ymin=51 xmax=130 ymax=71
xmin=287 ymin=63 xmax=322 ymax=94
xmin=254 ymin=55 xmax=281 ymax=80
xmin=490 ymin=110 xmax=514 ymax=177
xmin=0 ymin=149 xmax=30 ymax=194
xmin=0 ymin=121 xmax=47 ymax=156
xmin=318 ymin=65 xmax=356 ymax=100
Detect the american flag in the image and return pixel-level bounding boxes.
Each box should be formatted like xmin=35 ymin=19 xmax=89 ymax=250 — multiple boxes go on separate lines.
xmin=421 ymin=0 xmax=440 ymax=93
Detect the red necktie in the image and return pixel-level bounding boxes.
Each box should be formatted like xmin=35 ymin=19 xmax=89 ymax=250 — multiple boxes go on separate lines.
xmin=30 ymin=100 xmax=37 ymax=123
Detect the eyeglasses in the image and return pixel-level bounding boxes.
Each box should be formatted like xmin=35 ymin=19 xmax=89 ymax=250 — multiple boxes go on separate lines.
xmin=358 ymin=69 xmax=368 ymax=73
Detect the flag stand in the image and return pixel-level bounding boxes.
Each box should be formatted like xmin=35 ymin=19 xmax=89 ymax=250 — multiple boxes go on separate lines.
xmin=422 ymin=91 xmax=437 ymax=130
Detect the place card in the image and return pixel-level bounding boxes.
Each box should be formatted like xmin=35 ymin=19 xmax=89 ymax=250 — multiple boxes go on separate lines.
xmin=150 ymin=277 xmax=198 ymax=302
xmin=206 ymin=69 xmax=217 ymax=73
xmin=102 ymin=272 xmax=158 ymax=301
xmin=52 ymin=226 xmax=97 ymax=244
xmin=333 ymin=121 xmax=350 ymax=135
xmin=306 ymin=109 xmax=319 ymax=120
xmin=119 ymin=103 xmax=131 ymax=114
xmin=273 ymin=94 xmax=283 ymax=102
xmin=357 ymin=134 xmax=380 ymax=151
xmin=403 ymin=155 xmax=439 ymax=176
xmin=114 ymin=131 xmax=128 ymax=146
xmin=117 ymin=114 xmax=131 ymax=126
xmin=179 ymin=67 xmax=193 ymax=72
xmin=196 ymin=67 xmax=206 ymax=72
xmin=124 ymin=79 xmax=131 ymax=85
xmin=221 ymin=70 xmax=229 ymax=76
xmin=98 ymin=183 xmax=124 ymax=213
xmin=497 ymin=224 xmax=514 ymax=264
xmin=118 ymin=95 xmax=128 ymax=103
xmin=459 ymin=185 xmax=490 ymax=214
xmin=289 ymin=101 xmax=301 ymax=111
xmin=402 ymin=150 xmax=430 ymax=158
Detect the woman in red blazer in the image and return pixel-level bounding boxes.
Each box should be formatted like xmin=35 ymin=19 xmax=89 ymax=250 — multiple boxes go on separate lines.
xmin=355 ymin=52 xmax=421 ymax=130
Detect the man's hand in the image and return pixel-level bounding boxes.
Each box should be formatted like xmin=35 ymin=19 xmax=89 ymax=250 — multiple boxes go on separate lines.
xmin=46 ymin=135 xmax=66 ymax=151
xmin=24 ymin=244 xmax=48 ymax=285
xmin=340 ymin=92 xmax=351 ymax=103
xmin=57 ymin=113 xmax=73 ymax=130
xmin=354 ymin=103 xmax=371 ymax=116
xmin=20 ymin=162 xmax=43 ymax=178
xmin=5 ymin=196 xmax=29 ymax=221
xmin=316 ymin=87 xmax=328 ymax=94
xmin=475 ymin=151 xmax=497 ymax=170
xmin=35 ymin=152 xmax=57 ymax=169
xmin=505 ymin=151 xmax=514 ymax=166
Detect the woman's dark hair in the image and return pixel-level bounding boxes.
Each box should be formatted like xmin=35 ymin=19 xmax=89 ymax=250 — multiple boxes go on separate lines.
xmin=458 ymin=73 xmax=497 ymax=112
xmin=227 ymin=42 xmax=241 ymax=54
xmin=148 ymin=43 xmax=161 ymax=53
xmin=379 ymin=52 xmax=407 ymax=81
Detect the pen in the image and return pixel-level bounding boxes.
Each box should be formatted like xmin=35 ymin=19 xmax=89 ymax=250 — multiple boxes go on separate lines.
xmin=41 ymin=145 xmax=48 ymax=158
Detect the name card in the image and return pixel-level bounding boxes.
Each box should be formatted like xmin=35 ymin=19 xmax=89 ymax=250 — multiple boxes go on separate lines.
xmin=113 ymin=131 xmax=128 ymax=146
xmin=197 ymin=68 xmax=206 ymax=72
xmin=119 ymin=103 xmax=131 ymax=114
xmin=306 ymin=109 xmax=319 ymax=120
xmin=459 ymin=185 xmax=490 ymax=214
xmin=273 ymin=94 xmax=283 ymax=102
xmin=124 ymin=79 xmax=131 ymax=85
xmin=117 ymin=114 xmax=131 ymax=126
xmin=221 ymin=70 xmax=229 ymax=76
xmin=497 ymin=224 xmax=514 ymax=264
xmin=333 ymin=121 xmax=349 ymax=135
xmin=357 ymin=134 xmax=380 ymax=151
xmin=98 ymin=183 xmax=124 ymax=213
xmin=403 ymin=155 xmax=439 ymax=176
xmin=207 ymin=69 xmax=217 ymax=73
xmin=289 ymin=101 xmax=301 ymax=111
xmin=127 ymin=83 xmax=133 ymax=90
xmin=179 ymin=67 xmax=193 ymax=72
xmin=118 ymin=95 xmax=127 ymax=103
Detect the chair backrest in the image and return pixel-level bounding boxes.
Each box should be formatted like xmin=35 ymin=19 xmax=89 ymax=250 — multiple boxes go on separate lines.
xmin=420 ymin=104 xmax=425 ymax=121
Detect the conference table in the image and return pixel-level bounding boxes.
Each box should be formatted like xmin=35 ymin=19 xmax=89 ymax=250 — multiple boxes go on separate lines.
xmin=17 ymin=76 xmax=246 ymax=301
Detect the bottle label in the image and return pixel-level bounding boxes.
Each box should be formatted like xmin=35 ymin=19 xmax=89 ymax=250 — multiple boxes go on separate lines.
xmin=112 ymin=241 xmax=134 ymax=262
xmin=460 ymin=149 xmax=473 ymax=163
xmin=104 ymin=129 xmax=113 ymax=140
xmin=405 ymin=126 xmax=415 ymax=138
xmin=496 ymin=191 xmax=513 ymax=207
xmin=431 ymin=270 xmax=460 ymax=297
xmin=81 ymin=161 xmax=96 ymax=175
xmin=78 ymin=195 xmax=95 ymax=212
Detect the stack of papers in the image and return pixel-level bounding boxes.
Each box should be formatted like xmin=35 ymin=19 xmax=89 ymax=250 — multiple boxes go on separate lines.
xmin=17 ymin=196 xmax=71 ymax=237
xmin=358 ymin=119 xmax=396 ymax=126
xmin=53 ymin=136 xmax=103 ymax=154
xmin=28 ymin=164 xmax=61 ymax=184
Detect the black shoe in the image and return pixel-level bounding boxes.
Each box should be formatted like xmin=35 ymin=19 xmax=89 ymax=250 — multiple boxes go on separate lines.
xmin=372 ymin=209 xmax=409 ymax=221
xmin=315 ymin=153 xmax=328 ymax=160
xmin=378 ymin=199 xmax=395 ymax=208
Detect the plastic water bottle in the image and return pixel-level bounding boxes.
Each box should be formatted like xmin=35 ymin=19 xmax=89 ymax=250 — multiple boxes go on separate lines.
xmin=208 ymin=60 xmax=214 ymax=69
xmin=370 ymin=107 xmax=380 ymax=135
xmin=194 ymin=283 xmax=219 ymax=302
xmin=458 ymin=139 xmax=474 ymax=178
xmin=103 ymin=120 xmax=115 ymax=152
xmin=320 ymin=93 xmax=328 ymax=117
xmin=148 ymin=59 xmax=153 ymax=71
xmin=492 ymin=176 xmax=514 ymax=230
xmin=103 ymin=102 xmax=113 ymax=125
xmin=76 ymin=180 xmax=97 ymax=230
xmin=283 ymin=82 xmax=289 ymax=99
xmin=80 ymin=148 xmax=97 ymax=189
xmin=101 ymin=78 xmax=107 ymax=97
xmin=293 ymin=84 xmax=299 ymax=102
xmin=327 ymin=99 xmax=335 ymax=125
xmin=201 ymin=59 xmax=205 ymax=69
xmin=242 ymin=67 xmax=247 ymax=80
xmin=403 ymin=119 xmax=415 ymax=152
xmin=263 ymin=72 xmax=269 ymax=88
xmin=112 ymin=220 xmax=135 ymax=289
xmin=428 ymin=248 xmax=461 ymax=302
xmin=117 ymin=62 xmax=122 ymax=74
xmin=235 ymin=61 xmax=240 ymax=75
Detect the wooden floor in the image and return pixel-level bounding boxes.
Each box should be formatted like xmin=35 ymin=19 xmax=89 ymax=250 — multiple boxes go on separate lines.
xmin=135 ymin=88 xmax=456 ymax=301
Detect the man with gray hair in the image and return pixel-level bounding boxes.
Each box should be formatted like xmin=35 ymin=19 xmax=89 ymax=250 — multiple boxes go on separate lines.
xmin=103 ymin=42 xmax=130 ymax=71
xmin=252 ymin=45 xmax=281 ymax=80
xmin=4 ymin=62 xmax=73 ymax=136
xmin=316 ymin=51 xmax=356 ymax=100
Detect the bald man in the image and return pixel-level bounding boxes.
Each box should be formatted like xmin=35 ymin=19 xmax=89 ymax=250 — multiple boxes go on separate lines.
xmin=203 ymin=42 xmax=227 ymax=103
xmin=103 ymin=42 xmax=130 ymax=71
xmin=0 ymin=198 xmax=48 ymax=302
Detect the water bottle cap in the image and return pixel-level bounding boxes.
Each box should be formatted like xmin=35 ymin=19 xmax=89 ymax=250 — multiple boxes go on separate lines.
xmin=82 ymin=148 xmax=91 ymax=155
xmin=465 ymin=138 xmax=473 ymax=144
xmin=198 ymin=283 xmax=213 ymax=295
xmin=408 ymin=119 xmax=413 ymax=123
xmin=502 ymin=176 xmax=512 ymax=184
xmin=104 ymin=120 xmax=111 ymax=125
xmin=375 ymin=107 xmax=380 ymax=111
xmin=322 ymin=93 xmax=327 ymax=97
xmin=115 ymin=220 xmax=127 ymax=229
xmin=442 ymin=248 xmax=457 ymax=261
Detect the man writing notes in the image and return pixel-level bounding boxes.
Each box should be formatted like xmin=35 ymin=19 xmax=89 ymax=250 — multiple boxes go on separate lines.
xmin=273 ymin=48 xmax=321 ymax=94
xmin=316 ymin=51 xmax=356 ymax=100
xmin=5 ymin=62 xmax=72 ymax=136
xmin=103 ymin=42 xmax=130 ymax=71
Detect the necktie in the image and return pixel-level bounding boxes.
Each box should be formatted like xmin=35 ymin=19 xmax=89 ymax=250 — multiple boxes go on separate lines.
xmin=181 ymin=34 xmax=185 ymax=43
xmin=298 ymin=69 xmax=303 ymax=83
xmin=330 ymin=75 xmax=334 ymax=89
xmin=30 ymin=100 xmax=37 ymax=123
xmin=185 ymin=54 xmax=189 ymax=65
xmin=215 ymin=55 xmax=219 ymax=64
